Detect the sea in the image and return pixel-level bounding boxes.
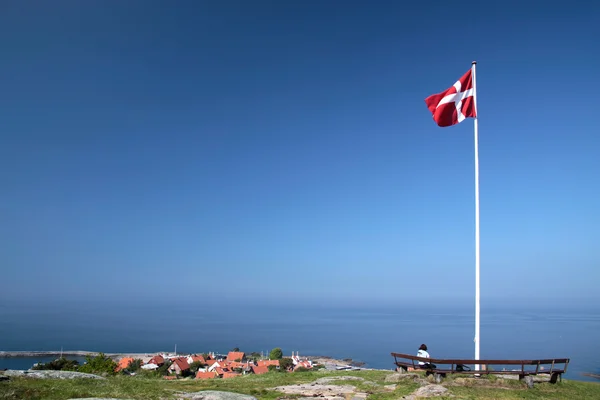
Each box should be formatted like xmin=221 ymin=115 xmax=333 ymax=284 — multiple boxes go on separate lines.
xmin=1 ymin=298 xmax=598 ymax=382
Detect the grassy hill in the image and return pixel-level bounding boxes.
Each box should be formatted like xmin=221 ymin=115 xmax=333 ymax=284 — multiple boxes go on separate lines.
xmin=1 ymin=369 xmax=599 ymax=399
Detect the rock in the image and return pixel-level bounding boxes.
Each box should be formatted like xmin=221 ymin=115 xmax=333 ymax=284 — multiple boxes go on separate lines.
xmin=177 ymin=391 xmax=257 ymax=400
xmin=315 ymin=376 xmax=365 ymax=383
xmin=69 ymin=398 xmax=131 ymax=400
xmin=403 ymin=384 xmax=449 ymax=399
xmin=385 ymin=372 xmax=420 ymax=382
xmin=384 ymin=384 xmax=397 ymax=391
xmin=2 ymin=370 xmax=105 ymax=380
xmin=271 ymin=383 xmax=356 ymax=397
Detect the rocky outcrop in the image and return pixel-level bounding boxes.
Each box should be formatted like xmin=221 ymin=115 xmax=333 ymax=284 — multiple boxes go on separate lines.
xmin=403 ymin=384 xmax=450 ymax=399
xmin=385 ymin=372 xmax=422 ymax=382
xmin=271 ymin=376 xmax=369 ymax=400
xmin=272 ymin=382 xmax=356 ymax=397
xmin=177 ymin=391 xmax=257 ymax=400
xmin=2 ymin=370 xmax=105 ymax=379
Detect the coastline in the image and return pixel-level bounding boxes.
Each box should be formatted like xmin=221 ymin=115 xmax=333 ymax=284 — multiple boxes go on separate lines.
xmin=0 ymin=351 xmax=377 ymax=372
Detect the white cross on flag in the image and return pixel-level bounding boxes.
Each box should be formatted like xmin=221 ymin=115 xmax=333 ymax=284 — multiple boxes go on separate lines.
xmin=425 ymin=69 xmax=476 ymax=127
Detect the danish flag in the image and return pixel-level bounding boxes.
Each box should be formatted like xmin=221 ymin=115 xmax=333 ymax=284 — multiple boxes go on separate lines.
xmin=425 ymin=69 xmax=476 ymax=127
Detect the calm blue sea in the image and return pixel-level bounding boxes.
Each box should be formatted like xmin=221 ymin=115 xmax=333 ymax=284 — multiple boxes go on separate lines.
xmin=1 ymin=299 xmax=598 ymax=382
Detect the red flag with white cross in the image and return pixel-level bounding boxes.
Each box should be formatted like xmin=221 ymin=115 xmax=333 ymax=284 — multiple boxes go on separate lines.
xmin=425 ymin=69 xmax=477 ymax=127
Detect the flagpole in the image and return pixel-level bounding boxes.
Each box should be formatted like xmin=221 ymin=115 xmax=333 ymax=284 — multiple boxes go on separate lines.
xmin=471 ymin=60 xmax=480 ymax=370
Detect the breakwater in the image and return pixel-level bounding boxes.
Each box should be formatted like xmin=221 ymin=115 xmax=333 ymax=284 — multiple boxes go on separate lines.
xmin=0 ymin=351 xmax=148 ymax=358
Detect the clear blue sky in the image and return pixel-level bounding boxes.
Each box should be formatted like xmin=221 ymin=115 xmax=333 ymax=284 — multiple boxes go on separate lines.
xmin=1 ymin=0 xmax=599 ymax=305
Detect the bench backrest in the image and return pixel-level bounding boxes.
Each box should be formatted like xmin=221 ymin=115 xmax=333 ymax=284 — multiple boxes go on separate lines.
xmin=391 ymin=353 xmax=569 ymax=372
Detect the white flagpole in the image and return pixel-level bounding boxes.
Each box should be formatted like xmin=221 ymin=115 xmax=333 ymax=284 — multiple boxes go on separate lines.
xmin=471 ymin=60 xmax=480 ymax=370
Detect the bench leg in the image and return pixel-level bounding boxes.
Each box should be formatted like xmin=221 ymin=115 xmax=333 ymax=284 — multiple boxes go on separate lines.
xmin=395 ymin=366 xmax=408 ymax=374
xmin=550 ymin=372 xmax=560 ymax=384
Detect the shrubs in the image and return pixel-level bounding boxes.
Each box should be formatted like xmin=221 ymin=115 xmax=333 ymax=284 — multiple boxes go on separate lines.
xmin=156 ymin=360 xmax=172 ymax=376
xmin=78 ymin=353 xmax=118 ymax=376
xmin=31 ymin=357 xmax=79 ymax=371
xmin=189 ymin=361 xmax=205 ymax=373
xmin=279 ymin=358 xmax=293 ymax=371
xmin=122 ymin=359 xmax=142 ymax=374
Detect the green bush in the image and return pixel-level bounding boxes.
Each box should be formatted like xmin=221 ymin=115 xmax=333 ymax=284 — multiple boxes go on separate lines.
xmin=77 ymin=353 xmax=118 ymax=376
xmin=295 ymin=366 xmax=310 ymax=372
xmin=279 ymin=358 xmax=293 ymax=371
xmin=123 ymin=359 xmax=142 ymax=374
xmin=156 ymin=360 xmax=172 ymax=376
xmin=31 ymin=357 xmax=79 ymax=371
xmin=269 ymin=348 xmax=283 ymax=360
xmin=189 ymin=361 xmax=207 ymax=373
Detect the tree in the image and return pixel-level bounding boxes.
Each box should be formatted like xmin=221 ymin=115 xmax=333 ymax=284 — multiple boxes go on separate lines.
xmin=156 ymin=360 xmax=172 ymax=376
xmin=231 ymin=347 xmax=240 ymax=352
xmin=279 ymin=358 xmax=293 ymax=371
xmin=189 ymin=361 xmax=205 ymax=373
xmin=123 ymin=359 xmax=142 ymax=374
xmin=77 ymin=353 xmax=118 ymax=375
xmin=269 ymin=348 xmax=283 ymax=360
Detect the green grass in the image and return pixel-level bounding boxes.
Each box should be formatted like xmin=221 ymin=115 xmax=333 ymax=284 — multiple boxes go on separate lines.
xmin=1 ymin=370 xmax=598 ymax=400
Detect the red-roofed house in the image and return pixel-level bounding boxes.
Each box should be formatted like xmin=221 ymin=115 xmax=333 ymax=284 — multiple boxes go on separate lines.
xmin=226 ymin=351 xmax=245 ymax=362
xmin=294 ymin=360 xmax=313 ymax=371
xmin=228 ymin=361 xmax=249 ymax=369
xmin=188 ymin=354 xmax=206 ymax=365
xmin=257 ymin=359 xmax=280 ymax=367
xmin=251 ymin=365 xmax=269 ymax=375
xmin=206 ymin=359 xmax=218 ymax=367
xmin=147 ymin=355 xmax=165 ymax=366
xmin=115 ymin=357 xmax=134 ymax=372
xmin=222 ymin=371 xmax=241 ymax=379
xmin=196 ymin=371 xmax=217 ymax=380
xmin=168 ymin=357 xmax=190 ymax=375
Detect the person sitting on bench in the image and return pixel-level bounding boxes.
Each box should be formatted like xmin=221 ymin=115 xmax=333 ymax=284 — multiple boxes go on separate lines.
xmin=417 ymin=344 xmax=436 ymax=369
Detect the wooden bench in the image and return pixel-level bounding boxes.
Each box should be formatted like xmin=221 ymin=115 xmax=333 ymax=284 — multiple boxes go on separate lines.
xmin=391 ymin=352 xmax=569 ymax=387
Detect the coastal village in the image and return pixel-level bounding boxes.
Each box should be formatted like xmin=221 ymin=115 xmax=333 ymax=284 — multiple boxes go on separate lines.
xmin=114 ymin=350 xmax=317 ymax=380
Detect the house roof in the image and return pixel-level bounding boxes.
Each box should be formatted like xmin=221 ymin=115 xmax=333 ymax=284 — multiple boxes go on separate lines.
xmin=227 ymin=361 xmax=249 ymax=369
xmin=294 ymin=361 xmax=312 ymax=370
xmin=222 ymin=371 xmax=241 ymax=379
xmin=251 ymin=365 xmax=269 ymax=375
xmin=115 ymin=357 xmax=134 ymax=372
xmin=196 ymin=371 xmax=217 ymax=379
xmin=147 ymin=355 xmax=165 ymax=365
xmin=226 ymin=351 xmax=245 ymax=362
xmin=258 ymin=359 xmax=280 ymax=367
xmin=191 ymin=355 xmax=206 ymax=364
xmin=205 ymin=359 xmax=218 ymax=366
xmin=171 ymin=357 xmax=190 ymax=371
